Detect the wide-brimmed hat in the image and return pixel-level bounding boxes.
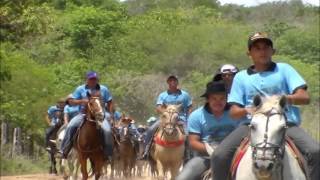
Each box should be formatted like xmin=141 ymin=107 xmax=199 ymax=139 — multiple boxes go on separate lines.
xmin=201 ymin=81 xmax=226 ymax=97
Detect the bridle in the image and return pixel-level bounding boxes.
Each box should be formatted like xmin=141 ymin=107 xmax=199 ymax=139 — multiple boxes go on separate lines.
xmin=86 ymin=97 xmax=105 ymax=123
xmin=250 ymin=108 xmax=287 ymax=163
xmin=161 ymin=109 xmax=179 ymax=136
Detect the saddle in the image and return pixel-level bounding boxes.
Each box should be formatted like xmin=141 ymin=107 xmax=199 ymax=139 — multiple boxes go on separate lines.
xmin=230 ymin=136 xmax=308 ymax=179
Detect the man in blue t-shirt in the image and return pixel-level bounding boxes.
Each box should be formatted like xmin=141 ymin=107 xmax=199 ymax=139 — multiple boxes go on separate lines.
xmin=176 ymin=81 xmax=238 ymax=180
xmin=63 ymin=94 xmax=80 ymax=124
xmin=58 ymin=71 xmax=114 ymax=160
xmin=211 ymin=32 xmax=320 ymax=180
xmin=138 ymin=75 xmax=193 ymax=159
xmin=45 ymin=98 xmax=66 ymax=150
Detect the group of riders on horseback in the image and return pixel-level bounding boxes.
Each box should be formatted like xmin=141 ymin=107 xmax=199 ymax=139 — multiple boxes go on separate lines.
xmin=45 ymin=32 xmax=319 ymax=180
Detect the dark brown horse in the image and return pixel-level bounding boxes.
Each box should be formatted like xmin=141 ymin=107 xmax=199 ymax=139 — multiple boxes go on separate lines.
xmin=75 ymin=92 xmax=105 ymax=180
xmin=118 ymin=117 xmax=137 ymax=178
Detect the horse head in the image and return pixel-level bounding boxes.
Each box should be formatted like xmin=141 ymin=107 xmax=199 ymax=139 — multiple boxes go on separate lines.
xmin=159 ymin=104 xmax=182 ymax=136
xmin=250 ymin=95 xmax=287 ymax=178
xmin=86 ymin=91 xmax=105 ymax=129
xmin=118 ymin=116 xmax=134 ymax=143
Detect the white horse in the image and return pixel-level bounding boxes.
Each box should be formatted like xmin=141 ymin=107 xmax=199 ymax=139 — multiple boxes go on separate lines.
xmin=236 ymin=95 xmax=307 ymax=180
xmin=56 ymin=125 xmax=79 ymax=180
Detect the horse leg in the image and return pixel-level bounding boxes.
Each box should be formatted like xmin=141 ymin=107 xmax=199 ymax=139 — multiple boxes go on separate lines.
xmin=156 ymin=160 xmax=165 ymax=180
xmin=93 ymin=157 xmax=104 ymax=180
xmin=170 ymin=162 xmax=182 ymax=180
xmin=79 ymin=156 xmax=88 ymax=180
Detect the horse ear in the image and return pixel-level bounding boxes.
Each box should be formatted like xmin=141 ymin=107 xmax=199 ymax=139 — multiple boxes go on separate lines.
xmin=253 ymin=95 xmax=262 ymax=108
xmin=279 ymin=95 xmax=287 ymax=109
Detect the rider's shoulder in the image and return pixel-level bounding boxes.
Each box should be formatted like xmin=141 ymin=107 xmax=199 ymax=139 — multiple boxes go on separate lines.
xmin=188 ymin=106 xmax=204 ymax=119
xmin=180 ymin=89 xmax=190 ymax=96
xmin=75 ymin=84 xmax=86 ymax=91
xmin=99 ymin=84 xmax=109 ymax=91
xmin=275 ymin=62 xmax=294 ymax=69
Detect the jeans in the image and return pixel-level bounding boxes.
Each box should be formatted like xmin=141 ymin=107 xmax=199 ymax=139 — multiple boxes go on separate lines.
xmin=210 ymin=124 xmax=249 ymax=180
xmin=60 ymin=112 xmax=113 ymax=157
xmin=176 ymin=156 xmax=210 ymax=180
xmin=211 ymin=124 xmax=320 ymax=180
xmin=286 ymin=125 xmax=320 ymax=180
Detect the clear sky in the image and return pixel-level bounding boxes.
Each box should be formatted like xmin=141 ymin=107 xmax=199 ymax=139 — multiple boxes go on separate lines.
xmin=218 ymin=0 xmax=319 ymax=6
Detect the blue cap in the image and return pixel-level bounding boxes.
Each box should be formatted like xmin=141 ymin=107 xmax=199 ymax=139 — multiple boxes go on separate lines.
xmin=86 ymin=71 xmax=98 ymax=79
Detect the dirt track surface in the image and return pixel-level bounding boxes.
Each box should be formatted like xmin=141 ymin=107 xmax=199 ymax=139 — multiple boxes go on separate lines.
xmin=0 ymin=174 xmax=152 ymax=180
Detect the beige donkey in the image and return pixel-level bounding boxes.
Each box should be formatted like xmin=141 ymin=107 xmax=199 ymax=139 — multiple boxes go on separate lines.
xmin=150 ymin=104 xmax=185 ymax=180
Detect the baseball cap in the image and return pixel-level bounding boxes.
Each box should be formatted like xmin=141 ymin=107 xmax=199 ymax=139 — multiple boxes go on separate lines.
xmin=167 ymin=75 xmax=178 ymax=81
xmin=86 ymin=71 xmax=98 ymax=79
xmin=248 ymin=32 xmax=273 ymax=49
xmin=213 ymin=64 xmax=239 ymax=81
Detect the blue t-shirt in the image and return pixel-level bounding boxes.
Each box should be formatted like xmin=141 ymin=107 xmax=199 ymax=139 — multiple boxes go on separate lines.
xmin=63 ymin=105 xmax=80 ymax=120
xmin=114 ymin=111 xmax=122 ymax=121
xmin=72 ymin=84 xmax=112 ymax=111
xmin=188 ymin=105 xmax=238 ymax=143
xmin=156 ymin=89 xmax=192 ymax=121
xmin=47 ymin=105 xmax=63 ymax=125
xmin=228 ymin=62 xmax=306 ymax=125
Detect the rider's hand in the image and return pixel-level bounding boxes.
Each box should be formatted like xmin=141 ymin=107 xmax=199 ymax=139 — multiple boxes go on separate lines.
xmin=81 ymin=99 xmax=89 ymax=105
xmin=245 ymin=107 xmax=256 ymax=115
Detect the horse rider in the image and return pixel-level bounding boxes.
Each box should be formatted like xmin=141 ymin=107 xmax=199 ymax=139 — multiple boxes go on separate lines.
xmin=139 ymin=75 xmax=193 ymax=159
xmin=176 ymin=81 xmax=239 ymax=180
xmin=45 ymin=98 xmax=66 ymax=151
xmin=63 ymin=94 xmax=80 ymax=125
xmin=211 ymin=32 xmax=320 ymax=180
xmin=212 ymin=64 xmax=239 ymax=94
xmin=57 ymin=71 xmax=114 ymax=161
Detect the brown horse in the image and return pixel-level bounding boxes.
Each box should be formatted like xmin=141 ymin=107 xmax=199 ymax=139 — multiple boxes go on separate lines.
xmin=75 ymin=92 xmax=106 ymax=180
xmin=150 ymin=104 xmax=185 ymax=180
xmin=117 ymin=116 xmax=137 ymax=178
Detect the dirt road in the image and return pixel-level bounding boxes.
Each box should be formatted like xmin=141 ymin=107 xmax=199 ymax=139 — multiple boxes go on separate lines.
xmin=1 ymin=174 xmax=152 ymax=180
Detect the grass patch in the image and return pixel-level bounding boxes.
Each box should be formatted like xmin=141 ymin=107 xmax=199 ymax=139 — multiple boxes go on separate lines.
xmin=0 ymin=155 xmax=49 ymax=176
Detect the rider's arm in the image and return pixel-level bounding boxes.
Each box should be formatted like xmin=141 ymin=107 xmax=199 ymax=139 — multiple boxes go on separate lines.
xmin=286 ymin=88 xmax=310 ymax=105
xmin=106 ymin=100 xmax=113 ymax=113
xmin=156 ymin=105 xmax=163 ymax=114
xmin=229 ymin=104 xmax=253 ymax=120
xmin=68 ymin=98 xmax=87 ymax=106
xmin=189 ymin=134 xmax=207 ymax=155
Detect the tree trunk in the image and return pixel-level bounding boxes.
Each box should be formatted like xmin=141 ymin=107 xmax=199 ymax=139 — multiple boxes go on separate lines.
xmin=1 ymin=122 xmax=9 ymax=145
xmin=12 ymin=127 xmax=22 ymax=158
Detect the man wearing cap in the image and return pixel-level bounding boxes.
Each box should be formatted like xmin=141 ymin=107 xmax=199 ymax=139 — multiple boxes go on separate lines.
xmin=212 ymin=64 xmax=239 ymax=94
xmin=58 ymin=71 xmax=114 ymax=160
xmin=45 ymin=98 xmax=66 ymax=151
xmin=139 ymin=75 xmax=193 ymax=159
xmin=176 ymin=81 xmax=238 ymax=180
xmin=211 ymin=32 xmax=320 ymax=180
